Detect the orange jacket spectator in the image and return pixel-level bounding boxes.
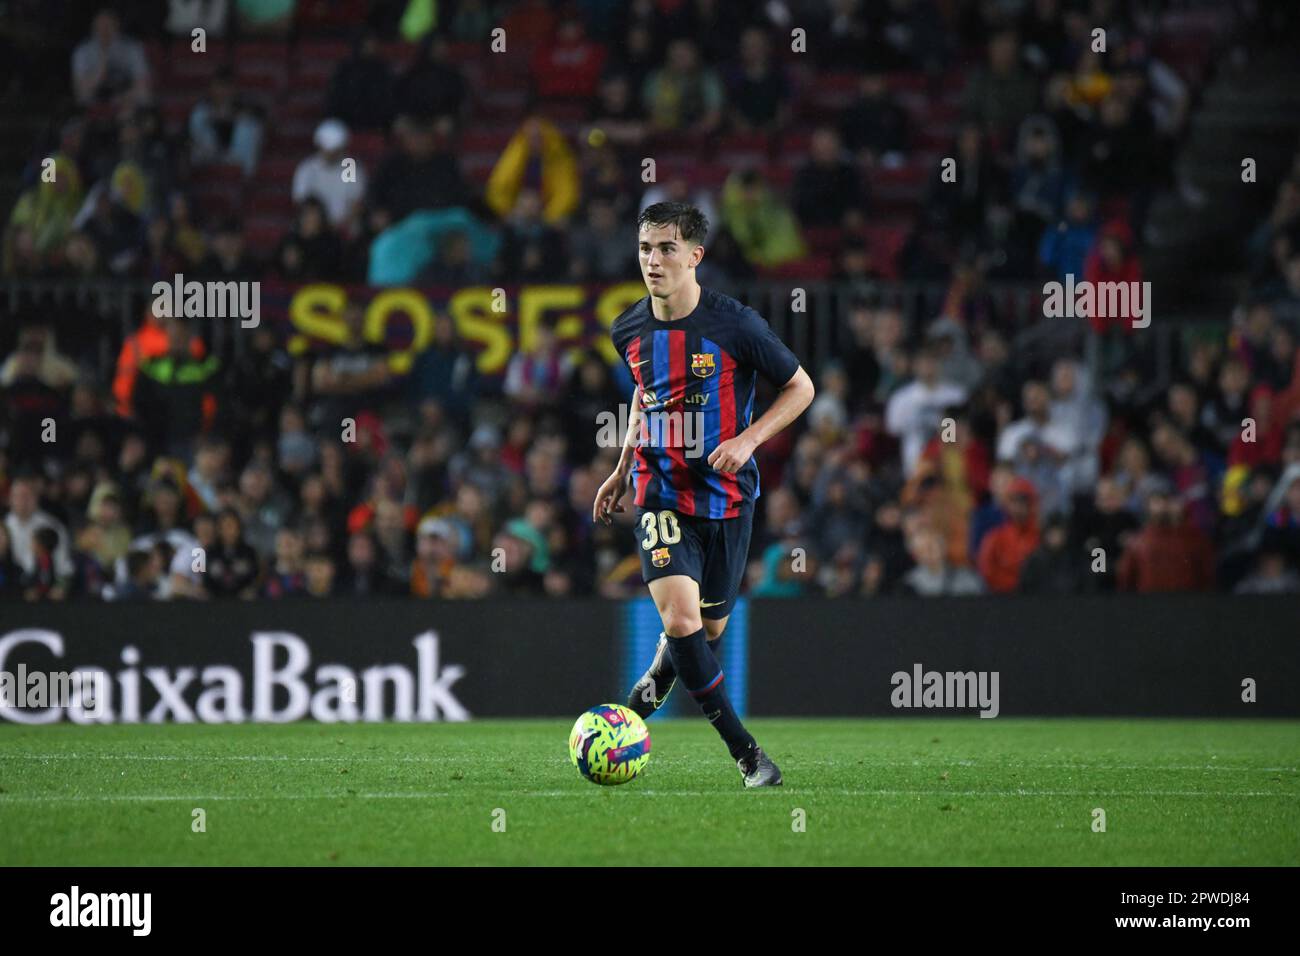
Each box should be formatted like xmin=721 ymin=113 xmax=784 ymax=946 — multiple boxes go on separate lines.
xmin=977 ymin=477 xmax=1040 ymax=593
xmin=113 ymin=314 xmax=206 ymax=415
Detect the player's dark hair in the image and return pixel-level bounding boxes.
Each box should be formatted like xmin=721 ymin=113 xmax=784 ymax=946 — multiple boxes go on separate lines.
xmin=637 ymin=202 xmax=709 ymax=246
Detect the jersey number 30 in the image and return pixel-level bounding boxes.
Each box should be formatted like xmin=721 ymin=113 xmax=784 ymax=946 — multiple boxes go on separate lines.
xmin=639 ymin=510 xmax=682 ymax=550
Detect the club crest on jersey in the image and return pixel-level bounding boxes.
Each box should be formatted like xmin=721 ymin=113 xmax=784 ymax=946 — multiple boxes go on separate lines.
xmin=691 ymin=352 xmax=716 ymax=378
xmin=651 ymin=547 xmax=671 ymax=568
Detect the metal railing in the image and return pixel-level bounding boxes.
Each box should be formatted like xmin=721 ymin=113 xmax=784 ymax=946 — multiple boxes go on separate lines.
xmin=1 ymin=277 xmax=1178 ymax=395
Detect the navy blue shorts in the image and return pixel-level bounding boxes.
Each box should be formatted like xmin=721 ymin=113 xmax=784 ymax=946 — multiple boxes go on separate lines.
xmin=635 ymin=504 xmax=754 ymax=620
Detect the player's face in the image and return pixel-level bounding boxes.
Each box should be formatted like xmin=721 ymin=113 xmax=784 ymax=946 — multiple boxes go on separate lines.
xmin=638 ymin=223 xmax=701 ymax=297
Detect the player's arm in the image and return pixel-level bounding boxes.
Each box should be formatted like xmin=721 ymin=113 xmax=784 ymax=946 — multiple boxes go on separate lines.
xmin=708 ymin=366 xmax=815 ymax=474
xmin=593 ymin=386 xmax=642 ymax=524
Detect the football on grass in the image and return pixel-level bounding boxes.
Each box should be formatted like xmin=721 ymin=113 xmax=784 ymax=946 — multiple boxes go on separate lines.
xmin=568 ymin=704 xmax=652 ymax=785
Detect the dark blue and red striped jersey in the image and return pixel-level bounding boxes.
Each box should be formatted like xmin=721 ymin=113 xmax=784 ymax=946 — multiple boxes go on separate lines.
xmin=610 ymin=287 xmax=801 ymax=519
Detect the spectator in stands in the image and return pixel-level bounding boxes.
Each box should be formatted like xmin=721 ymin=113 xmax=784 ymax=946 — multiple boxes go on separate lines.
xmin=337 ymin=529 xmax=398 ymax=597
xmin=1234 ymin=548 xmax=1300 ymax=594
xmin=793 ymin=126 xmax=867 ymax=230
xmin=492 ymin=187 xmax=570 ymax=283
xmin=839 ymin=72 xmax=909 ymax=169
xmin=326 ymin=29 xmax=395 ymax=132
xmin=977 ymin=475 xmax=1040 ymax=593
xmin=4 ymin=155 xmax=84 ymax=275
xmin=0 ymin=524 xmax=25 ymax=599
xmin=233 ymin=460 xmax=291 ymax=560
xmin=503 ymin=324 xmax=574 ymax=410
xmin=726 ymin=26 xmax=791 ymax=134
xmin=1081 ymin=219 xmax=1144 ymax=335
xmin=197 ymin=218 xmax=258 ymax=280
xmin=86 ymin=482 xmax=131 ymax=569
xmin=22 ymin=525 xmax=69 ymax=601
xmin=926 ymin=317 xmax=984 ymax=393
xmin=569 ymin=197 xmax=635 ymax=281
xmin=903 ymin=423 xmax=983 ymax=570
xmin=132 ymin=316 xmax=219 ymax=461
xmin=103 ymin=546 xmax=159 ymax=601
xmin=188 ymin=66 xmax=264 ymax=177
xmin=263 ymin=527 xmax=307 ymax=598
xmin=72 ymin=179 xmax=144 ymax=275
xmin=303 ymin=551 xmax=336 ymax=597
xmin=71 ymin=9 xmax=151 ymax=109
xmin=1037 ymin=189 xmax=1097 ymax=282
xmin=485 ymin=115 xmax=580 ymax=226
xmin=393 ymin=32 xmax=468 ymax=126
xmin=293 ymin=120 xmax=367 ymax=232
xmin=1018 ymin=514 xmax=1087 ymax=594
xmin=927 ymin=122 xmax=1005 ymax=243
xmin=586 ymin=73 xmax=648 ymax=152
xmin=409 ymin=516 xmax=456 ymax=597
xmin=720 ymin=167 xmax=806 ymax=268
xmin=531 ymin=11 xmax=606 ymax=101
xmin=1072 ymin=475 xmax=1139 ymax=591
xmin=165 ymin=0 xmax=230 ymax=38
xmin=899 ymin=526 xmax=985 ymax=596
xmin=1079 ymin=93 xmax=1153 ymax=209
xmin=1117 ymin=487 xmax=1215 ymax=593
xmin=885 ymin=344 xmax=968 ymax=476
xmin=273 ymin=198 xmax=343 ymax=280
xmin=1259 ymin=472 xmax=1300 ymax=570
xmin=639 ymin=173 xmax=718 ymax=236
xmin=1 ymin=323 xmax=78 ymax=391
xmin=206 ymin=507 xmax=261 ymax=598
xmin=962 ymin=29 xmax=1039 ymax=141
xmin=1010 ymin=115 xmax=1067 ymax=256
xmin=168 ymin=512 xmax=217 ymax=599
xmin=642 ymin=38 xmax=724 ymax=136
xmin=370 ymin=115 xmax=471 ymax=221
xmin=1047 ymin=357 xmax=1106 ymax=491
xmin=5 ymin=475 xmax=73 ymax=581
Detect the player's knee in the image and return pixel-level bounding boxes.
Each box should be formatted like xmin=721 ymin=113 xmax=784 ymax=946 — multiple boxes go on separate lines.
xmin=661 ymin=605 xmax=703 ymax=637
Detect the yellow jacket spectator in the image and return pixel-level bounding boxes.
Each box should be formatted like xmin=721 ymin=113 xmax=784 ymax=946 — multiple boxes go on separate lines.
xmin=485 ymin=116 xmax=579 ymax=225
xmin=720 ymin=167 xmax=807 ymax=268
xmin=4 ymin=154 xmax=84 ymax=272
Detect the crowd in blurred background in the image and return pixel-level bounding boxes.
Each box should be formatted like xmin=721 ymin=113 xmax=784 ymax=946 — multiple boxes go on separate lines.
xmin=2 ymin=0 xmax=1299 ymax=601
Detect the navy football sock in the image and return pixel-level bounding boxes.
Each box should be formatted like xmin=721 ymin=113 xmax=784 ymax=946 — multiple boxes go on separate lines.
xmin=666 ymin=627 xmax=754 ymax=760
xmin=646 ymin=632 xmax=721 ymax=685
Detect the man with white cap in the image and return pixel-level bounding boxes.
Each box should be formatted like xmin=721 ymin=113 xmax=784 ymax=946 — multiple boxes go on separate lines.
xmin=293 ymin=118 xmax=368 ymax=230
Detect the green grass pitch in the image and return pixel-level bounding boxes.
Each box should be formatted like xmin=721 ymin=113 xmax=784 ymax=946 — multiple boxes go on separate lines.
xmin=1 ymin=718 xmax=1297 ymax=865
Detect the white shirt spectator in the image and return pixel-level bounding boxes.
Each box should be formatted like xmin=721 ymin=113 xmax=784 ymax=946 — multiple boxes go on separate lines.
xmin=5 ymin=509 xmax=73 ymax=578
xmin=997 ymin=416 xmax=1075 ymax=463
xmin=885 ymin=379 xmax=967 ymax=476
xmin=71 ymin=13 xmax=151 ymax=106
xmin=166 ymin=0 xmax=230 ymax=37
xmin=293 ymin=119 xmax=367 ymax=228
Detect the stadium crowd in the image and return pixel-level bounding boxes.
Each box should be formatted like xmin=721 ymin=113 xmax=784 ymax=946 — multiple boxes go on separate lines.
xmin=3 ymin=0 xmax=1300 ymax=601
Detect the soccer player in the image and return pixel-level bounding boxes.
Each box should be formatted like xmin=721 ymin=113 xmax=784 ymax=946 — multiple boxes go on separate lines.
xmin=592 ymin=202 xmax=815 ymax=787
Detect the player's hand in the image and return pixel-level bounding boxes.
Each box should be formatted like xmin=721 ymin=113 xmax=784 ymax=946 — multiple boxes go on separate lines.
xmin=592 ymin=469 xmax=629 ymax=525
xmin=707 ymin=434 xmax=756 ymax=474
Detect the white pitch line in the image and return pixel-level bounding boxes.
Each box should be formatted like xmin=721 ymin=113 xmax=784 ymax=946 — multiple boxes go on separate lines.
xmin=0 ymin=788 xmax=1294 ymax=804
xmin=0 ymin=753 xmax=1295 ymax=772
xmin=0 ymin=792 xmax=454 ymax=803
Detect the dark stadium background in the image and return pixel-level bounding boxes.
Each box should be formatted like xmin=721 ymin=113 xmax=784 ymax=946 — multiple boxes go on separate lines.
xmin=1 ymin=0 xmax=1299 ymax=633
